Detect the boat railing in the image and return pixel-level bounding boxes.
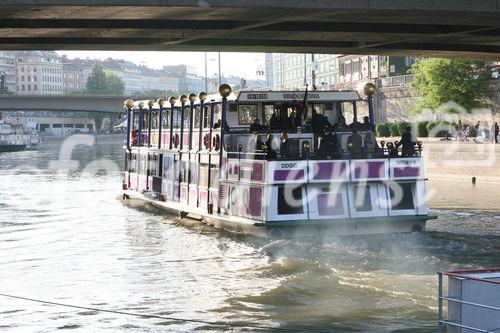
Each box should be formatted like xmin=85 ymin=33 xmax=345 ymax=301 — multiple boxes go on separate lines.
xmin=226 ymin=143 xmax=423 ymax=161
xmin=438 ymin=269 xmax=500 ymax=333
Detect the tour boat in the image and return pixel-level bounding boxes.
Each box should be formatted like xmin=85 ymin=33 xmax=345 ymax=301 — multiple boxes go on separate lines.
xmin=120 ymin=84 xmax=435 ymax=237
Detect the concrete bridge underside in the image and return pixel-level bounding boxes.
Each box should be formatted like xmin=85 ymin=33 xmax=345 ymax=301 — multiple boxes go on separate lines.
xmin=0 ymin=1 xmax=500 ymax=59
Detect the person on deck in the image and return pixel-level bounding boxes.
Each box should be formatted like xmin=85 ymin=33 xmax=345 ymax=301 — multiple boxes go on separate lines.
xmin=395 ymin=126 xmax=417 ymax=157
xmin=311 ymin=108 xmax=330 ymax=150
xmin=264 ymin=133 xmax=278 ymax=160
xmin=347 ymin=129 xmax=364 ymax=158
xmin=495 ymin=122 xmax=499 ymax=144
xmin=362 ymin=116 xmax=371 ymax=131
xmin=269 ymin=112 xmax=280 ymax=130
xmin=333 ymin=116 xmax=349 ymax=131
xmin=250 ymin=118 xmax=263 ymax=132
xmin=254 ymin=135 xmax=265 ymax=160
xmin=280 ymin=131 xmax=290 ymax=159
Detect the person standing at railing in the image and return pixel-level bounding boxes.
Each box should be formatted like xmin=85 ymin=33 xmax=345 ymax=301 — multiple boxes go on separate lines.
xmin=311 ymin=108 xmax=330 ymax=150
xmin=494 ymin=122 xmax=499 ymax=144
xmin=395 ymin=126 xmax=417 ymax=157
xmin=280 ymin=131 xmax=290 ymax=159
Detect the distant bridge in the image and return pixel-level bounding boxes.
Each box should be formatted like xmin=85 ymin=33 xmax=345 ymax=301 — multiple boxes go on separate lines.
xmin=0 ymin=95 xmax=128 ymax=114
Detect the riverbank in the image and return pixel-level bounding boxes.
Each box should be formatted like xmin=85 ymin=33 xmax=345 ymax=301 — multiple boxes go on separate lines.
xmin=379 ymin=137 xmax=500 ymax=183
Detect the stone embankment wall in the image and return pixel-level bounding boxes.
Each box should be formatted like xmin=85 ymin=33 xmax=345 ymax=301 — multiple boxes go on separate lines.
xmin=376 ymin=80 xmax=500 ymax=122
xmin=421 ymin=141 xmax=500 ymax=183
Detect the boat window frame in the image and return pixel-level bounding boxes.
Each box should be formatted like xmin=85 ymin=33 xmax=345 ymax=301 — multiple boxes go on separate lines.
xmin=237 ymin=103 xmax=259 ymax=125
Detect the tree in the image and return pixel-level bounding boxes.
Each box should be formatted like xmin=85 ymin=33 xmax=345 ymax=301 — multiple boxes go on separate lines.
xmin=86 ymin=61 xmax=107 ymax=94
xmin=105 ymin=73 xmax=125 ymax=95
xmin=86 ymin=61 xmax=125 ymax=95
xmin=410 ymin=58 xmax=490 ymax=113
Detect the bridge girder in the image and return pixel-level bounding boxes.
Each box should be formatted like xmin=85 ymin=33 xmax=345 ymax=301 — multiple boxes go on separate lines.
xmin=0 ymin=1 xmax=499 ymax=59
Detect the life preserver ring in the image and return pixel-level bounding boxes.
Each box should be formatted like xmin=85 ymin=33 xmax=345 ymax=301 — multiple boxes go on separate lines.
xmin=131 ymin=129 xmax=138 ymax=146
xmin=203 ymin=133 xmax=210 ymax=149
xmin=174 ymin=133 xmax=180 ymax=148
xmin=213 ymin=134 xmax=220 ymax=151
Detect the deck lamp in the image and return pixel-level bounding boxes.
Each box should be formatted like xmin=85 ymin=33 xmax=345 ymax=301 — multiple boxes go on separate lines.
xmin=157 ymin=98 xmax=165 ymax=149
xmin=168 ymin=96 xmax=177 ymax=149
xmin=217 ymin=84 xmax=232 ymax=214
xmin=219 ymin=84 xmax=232 ymax=98
xmin=179 ymin=95 xmax=188 ymax=150
xmin=363 ymin=82 xmax=376 ymax=131
xmin=188 ymin=93 xmax=197 ymax=150
xmin=147 ymin=100 xmax=155 ymax=147
xmin=198 ymin=92 xmax=207 ymax=151
xmin=137 ymin=101 xmax=145 ymax=146
xmin=124 ymin=99 xmax=134 ymax=150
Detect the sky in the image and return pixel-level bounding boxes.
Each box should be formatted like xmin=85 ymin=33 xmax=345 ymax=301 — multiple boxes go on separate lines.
xmin=59 ymin=51 xmax=266 ymax=80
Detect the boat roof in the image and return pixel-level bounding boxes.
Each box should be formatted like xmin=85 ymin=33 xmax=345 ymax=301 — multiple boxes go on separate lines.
xmin=128 ymin=90 xmax=361 ymax=109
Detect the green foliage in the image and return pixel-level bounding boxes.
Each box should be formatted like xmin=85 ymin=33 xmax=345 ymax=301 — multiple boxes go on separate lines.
xmin=105 ymin=73 xmax=125 ymax=95
xmin=375 ymin=123 xmax=390 ymax=137
xmin=416 ymin=121 xmax=429 ymax=137
xmin=410 ymin=58 xmax=490 ymax=114
xmin=389 ymin=123 xmax=400 ymax=137
xmin=86 ymin=61 xmax=125 ymax=95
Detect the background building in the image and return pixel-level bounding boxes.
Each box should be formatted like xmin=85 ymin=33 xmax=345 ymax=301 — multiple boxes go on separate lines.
xmin=16 ymin=51 xmax=63 ymax=95
xmin=0 ymin=51 xmax=16 ymax=93
xmin=62 ymin=56 xmax=94 ymax=93
xmin=272 ymin=53 xmax=340 ymax=90
xmin=338 ymin=55 xmax=416 ymax=89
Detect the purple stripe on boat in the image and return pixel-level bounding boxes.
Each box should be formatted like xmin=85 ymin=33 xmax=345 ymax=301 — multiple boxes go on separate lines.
xmin=247 ymin=187 xmax=262 ymax=217
xmin=313 ymin=162 xmax=347 ymax=180
xmin=393 ymin=166 xmax=420 ymax=178
xmin=252 ymin=163 xmax=264 ymax=181
xmin=317 ymin=193 xmax=344 ymax=216
xmin=354 ymin=161 xmax=386 ymax=179
xmin=274 ymin=169 xmax=305 ymax=181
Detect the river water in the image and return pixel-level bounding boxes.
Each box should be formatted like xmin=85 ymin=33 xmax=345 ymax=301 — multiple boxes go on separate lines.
xmin=0 ymin=136 xmax=499 ymax=333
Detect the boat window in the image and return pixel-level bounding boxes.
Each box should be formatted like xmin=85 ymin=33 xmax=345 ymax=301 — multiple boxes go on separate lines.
xmin=340 ymin=102 xmax=354 ymax=123
xmin=173 ymin=107 xmax=181 ymax=128
xmin=229 ymin=103 xmax=237 ymax=113
xmin=139 ymin=154 xmax=148 ymax=175
xmin=182 ymin=106 xmax=190 ymax=129
xmin=213 ymin=104 xmax=221 ymax=125
xmin=152 ymin=111 xmax=159 ymax=129
xmin=130 ymin=153 xmax=137 ymax=173
xmin=163 ymin=155 xmax=172 ymax=179
xmin=238 ymin=104 xmax=258 ymax=125
xmin=353 ymin=185 xmax=372 ymax=211
xmin=180 ymin=161 xmax=188 ymax=183
xmin=209 ymin=168 xmax=218 ymax=188
xmin=199 ymin=164 xmax=209 ymax=187
xmin=161 ymin=110 xmax=169 ymax=129
xmin=203 ymin=105 xmax=209 ymax=128
xmin=263 ymin=104 xmax=275 ymax=126
xmin=390 ymin=182 xmax=415 ymax=210
xmin=189 ymin=160 xmax=197 ymax=184
xmin=193 ymin=106 xmax=201 ymax=128
xmin=277 ymin=185 xmax=303 ymax=215
xmin=149 ymin=154 xmax=158 ymax=177
xmin=305 ymin=103 xmax=325 ymax=122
